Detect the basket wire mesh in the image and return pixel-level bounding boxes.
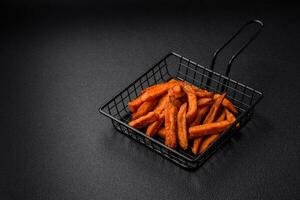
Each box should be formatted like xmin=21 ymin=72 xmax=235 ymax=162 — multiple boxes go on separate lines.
xmin=99 ymin=20 xmax=264 ymax=169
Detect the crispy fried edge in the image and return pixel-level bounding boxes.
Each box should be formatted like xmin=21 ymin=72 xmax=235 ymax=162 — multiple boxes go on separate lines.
xmin=164 ymin=102 xmax=178 ymax=149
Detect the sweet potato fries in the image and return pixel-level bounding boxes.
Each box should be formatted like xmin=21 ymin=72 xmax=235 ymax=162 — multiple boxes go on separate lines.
xmin=128 ymin=79 xmax=239 ymax=156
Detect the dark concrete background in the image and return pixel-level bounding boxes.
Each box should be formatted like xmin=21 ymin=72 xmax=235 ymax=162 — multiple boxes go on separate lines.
xmin=2 ymin=1 xmax=299 ymax=200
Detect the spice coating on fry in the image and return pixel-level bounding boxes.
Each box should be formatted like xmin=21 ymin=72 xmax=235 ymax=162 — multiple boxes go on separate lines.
xmin=129 ymin=111 xmax=158 ymax=129
xmin=214 ymin=94 xmax=238 ymax=114
xmin=177 ymin=103 xmax=188 ymax=150
xmin=164 ymin=103 xmax=178 ymax=149
xmin=196 ymin=109 xmax=227 ymax=155
xmin=183 ymin=85 xmax=198 ymax=123
xmin=146 ymin=114 xmax=164 ymax=137
xmin=203 ymin=93 xmax=226 ymax=124
xmin=128 ymin=96 xmax=143 ymax=113
xmin=199 ymin=134 xmax=219 ymax=153
xmin=132 ymin=100 xmax=158 ymax=120
xmin=189 ymin=106 xmax=210 ymax=127
xmin=191 ymin=94 xmax=225 ymax=155
xmin=127 ymin=79 xmax=239 ymax=156
xmin=197 ymin=98 xmax=213 ymax=108
xmin=189 ymin=120 xmax=231 ymax=139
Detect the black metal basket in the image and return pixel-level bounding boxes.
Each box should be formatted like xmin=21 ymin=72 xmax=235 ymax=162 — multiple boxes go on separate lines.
xmin=99 ymin=20 xmax=264 ymax=169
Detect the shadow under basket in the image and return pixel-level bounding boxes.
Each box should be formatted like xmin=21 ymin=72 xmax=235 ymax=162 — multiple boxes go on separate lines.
xmin=99 ymin=20 xmax=264 ymax=170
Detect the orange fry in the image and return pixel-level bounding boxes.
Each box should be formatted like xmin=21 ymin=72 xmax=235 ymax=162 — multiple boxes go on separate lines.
xmin=177 ymin=103 xmax=188 ymax=150
xmin=140 ymin=85 xmax=171 ymax=102
xmin=196 ymin=109 xmax=226 ymax=155
xmin=225 ymin=108 xmax=240 ymax=128
xmin=189 ymin=120 xmax=231 ymax=139
xmin=190 ymin=94 xmax=223 ymax=155
xmin=141 ymin=82 xmax=165 ymax=94
xmin=197 ymin=98 xmax=213 ymax=108
xmin=129 ymin=81 xmax=180 ymax=113
xmin=164 ymin=103 xmax=178 ymax=149
xmin=194 ymin=90 xmax=214 ymax=98
xmin=214 ymin=94 xmax=238 ymax=115
xmin=199 ymin=134 xmax=219 ymax=153
xmin=157 ymin=127 xmax=166 ymax=139
xmin=191 ymin=93 xmax=224 ymax=155
xmin=171 ymin=84 xmax=184 ymax=99
xmin=216 ymin=109 xmax=226 ymax=122
xmin=189 ymin=106 xmax=210 ymax=127
xmin=129 ymin=111 xmax=158 ymax=129
xmin=192 ymin=138 xmax=203 ymax=155
xmin=203 ymin=93 xmax=226 ymax=124
xmin=128 ymin=96 xmax=143 ymax=113
xmin=192 ymin=108 xmax=225 ymax=155
xmin=168 ymin=86 xmax=183 ymax=109
xmin=132 ymin=100 xmax=158 ymax=120
xmin=146 ymin=114 xmax=164 ymax=137
xmin=141 ymin=79 xmax=179 ymax=94
xmin=224 ymin=108 xmax=236 ymax=123
xmin=183 ymin=85 xmax=197 ymax=123
xmin=191 ymin=109 xmax=210 ymax=155
xmin=154 ymin=94 xmax=169 ymax=115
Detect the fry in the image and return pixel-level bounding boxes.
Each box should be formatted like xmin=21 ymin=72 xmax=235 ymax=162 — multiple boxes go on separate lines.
xmin=192 ymin=108 xmax=225 ymax=155
xmin=128 ymin=96 xmax=143 ymax=113
xmin=157 ymin=127 xmax=166 ymax=139
xmin=189 ymin=120 xmax=231 ymax=139
xmin=192 ymin=138 xmax=203 ymax=155
xmin=194 ymin=90 xmax=214 ymax=98
xmin=129 ymin=81 xmax=179 ymax=112
xmin=203 ymin=93 xmax=226 ymax=124
xmin=129 ymin=111 xmax=158 ymax=129
xmin=146 ymin=114 xmax=164 ymax=137
xmin=181 ymin=81 xmax=211 ymax=97
xmin=214 ymin=94 xmax=238 ymax=115
xmin=224 ymin=108 xmax=236 ymax=123
xmin=189 ymin=106 xmax=210 ymax=127
xmin=216 ymin=109 xmax=226 ymax=122
xmin=132 ymin=100 xmax=158 ymax=120
xmin=164 ymin=103 xmax=178 ymax=149
xmin=171 ymin=84 xmax=184 ymax=99
xmin=168 ymin=86 xmax=183 ymax=109
xmin=140 ymin=85 xmax=171 ymax=102
xmin=224 ymin=108 xmax=240 ymax=128
xmin=197 ymin=109 xmax=227 ymax=155
xmin=141 ymin=82 xmax=165 ymax=94
xmin=141 ymin=79 xmax=179 ymax=94
xmin=177 ymin=103 xmax=188 ymax=150
xmin=154 ymin=94 xmax=169 ymax=114
xmin=197 ymin=98 xmax=213 ymax=108
xmin=183 ymin=81 xmax=214 ymax=98
xmin=168 ymin=84 xmax=185 ymax=99
xmin=183 ymin=85 xmax=197 ymax=123
xmin=199 ymin=135 xmax=219 ymax=153
xmin=190 ymin=94 xmax=223 ymax=155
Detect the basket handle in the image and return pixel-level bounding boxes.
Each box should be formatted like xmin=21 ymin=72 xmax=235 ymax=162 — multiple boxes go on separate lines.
xmin=210 ymin=19 xmax=264 ymax=77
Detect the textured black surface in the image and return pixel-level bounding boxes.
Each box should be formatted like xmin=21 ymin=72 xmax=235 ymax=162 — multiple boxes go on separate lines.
xmin=2 ymin=2 xmax=300 ymax=200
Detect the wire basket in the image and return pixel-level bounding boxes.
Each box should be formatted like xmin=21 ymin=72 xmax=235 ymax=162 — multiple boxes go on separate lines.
xmin=99 ymin=20 xmax=264 ymax=169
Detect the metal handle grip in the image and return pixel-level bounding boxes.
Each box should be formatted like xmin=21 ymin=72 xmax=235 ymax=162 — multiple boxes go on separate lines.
xmin=210 ymin=19 xmax=264 ymax=77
